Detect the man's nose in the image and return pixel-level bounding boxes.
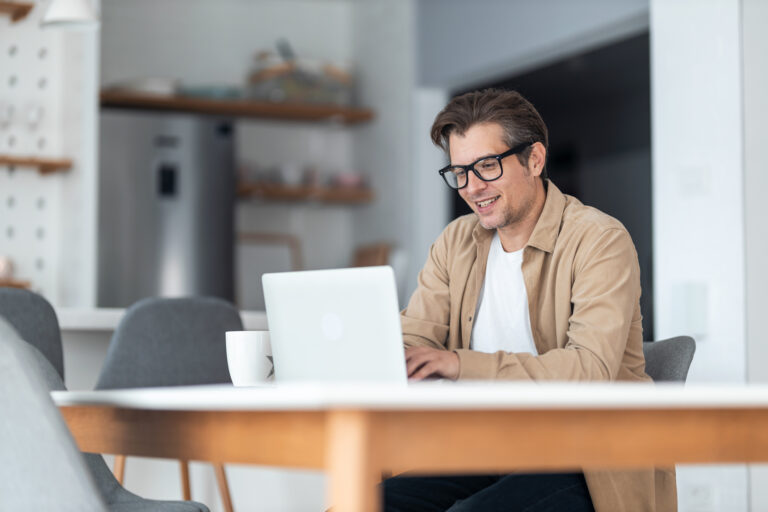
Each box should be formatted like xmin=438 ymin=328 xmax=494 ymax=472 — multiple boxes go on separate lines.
xmin=465 ymin=170 xmax=486 ymax=194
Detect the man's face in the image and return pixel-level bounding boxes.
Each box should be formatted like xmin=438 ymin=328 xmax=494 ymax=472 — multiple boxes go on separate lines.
xmin=450 ymin=122 xmax=540 ymax=232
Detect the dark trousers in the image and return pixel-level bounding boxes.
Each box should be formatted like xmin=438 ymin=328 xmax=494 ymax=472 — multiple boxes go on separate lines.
xmin=383 ymin=472 xmax=595 ymax=512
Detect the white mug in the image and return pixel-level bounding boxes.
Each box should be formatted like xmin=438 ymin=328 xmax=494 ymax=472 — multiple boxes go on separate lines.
xmin=225 ymin=330 xmax=273 ymax=386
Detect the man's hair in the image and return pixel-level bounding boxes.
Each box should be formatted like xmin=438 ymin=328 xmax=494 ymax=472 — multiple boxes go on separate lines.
xmin=430 ymin=88 xmax=549 ymax=180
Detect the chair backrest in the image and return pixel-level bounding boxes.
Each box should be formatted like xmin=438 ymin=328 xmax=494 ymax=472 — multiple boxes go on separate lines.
xmin=0 ymin=287 xmax=64 ymax=379
xmin=0 ymin=317 xmax=107 ymax=512
xmin=642 ymin=336 xmax=696 ymax=382
xmin=96 ymin=296 xmax=244 ymax=390
xmin=352 ymin=243 xmax=391 ymax=267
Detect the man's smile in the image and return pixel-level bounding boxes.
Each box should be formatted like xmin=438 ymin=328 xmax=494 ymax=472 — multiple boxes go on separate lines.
xmin=475 ymin=196 xmax=500 ymax=209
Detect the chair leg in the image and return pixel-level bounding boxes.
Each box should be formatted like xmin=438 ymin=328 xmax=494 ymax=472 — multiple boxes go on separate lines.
xmin=179 ymin=460 xmax=192 ymax=500
xmin=113 ymin=455 xmax=126 ymax=484
xmin=213 ymin=463 xmax=234 ymax=512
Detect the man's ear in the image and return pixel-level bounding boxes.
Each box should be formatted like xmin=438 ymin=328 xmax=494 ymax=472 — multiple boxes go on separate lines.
xmin=528 ymin=142 xmax=546 ymax=177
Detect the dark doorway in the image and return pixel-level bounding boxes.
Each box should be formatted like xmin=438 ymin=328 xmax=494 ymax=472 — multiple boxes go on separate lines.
xmin=452 ymin=32 xmax=654 ymax=339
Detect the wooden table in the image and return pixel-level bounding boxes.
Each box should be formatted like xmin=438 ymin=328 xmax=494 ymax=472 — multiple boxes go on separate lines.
xmin=53 ymin=382 xmax=768 ymax=511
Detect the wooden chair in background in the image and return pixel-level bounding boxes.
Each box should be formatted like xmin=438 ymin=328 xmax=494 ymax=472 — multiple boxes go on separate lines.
xmin=352 ymin=243 xmax=391 ymax=267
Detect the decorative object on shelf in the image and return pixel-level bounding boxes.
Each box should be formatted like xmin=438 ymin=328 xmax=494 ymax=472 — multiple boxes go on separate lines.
xmin=0 ymin=155 xmax=72 ymax=174
xmin=237 ymin=182 xmax=373 ymax=205
xmin=177 ymin=85 xmax=242 ymax=100
xmin=247 ymin=39 xmax=355 ymax=106
xmin=328 ymin=172 xmax=366 ymax=189
xmin=100 ymin=90 xmax=374 ymax=124
xmin=101 ymin=77 xmax=179 ymax=96
xmin=0 ymin=256 xmax=13 ymax=281
xmin=0 ymin=1 xmax=34 ymax=23
xmin=40 ymin=0 xmax=98 ymax=28
xmin=0 ymin=256 xmax=29 ymax=289
xmin=238 ymin=160 xmax=371 ymax=203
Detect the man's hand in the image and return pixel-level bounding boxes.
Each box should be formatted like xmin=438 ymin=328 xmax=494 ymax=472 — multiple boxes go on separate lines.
xmin=405 ymin=346 xmax=460 ymax=381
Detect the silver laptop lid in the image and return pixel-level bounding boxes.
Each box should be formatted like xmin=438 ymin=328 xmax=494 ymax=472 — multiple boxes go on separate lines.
xmin=262 ymin=266 xmax=407 ymax=383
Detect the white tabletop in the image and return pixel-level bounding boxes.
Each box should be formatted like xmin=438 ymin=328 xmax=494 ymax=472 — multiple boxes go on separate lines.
xmin=51 ymin=382 xmax=768 ymax=411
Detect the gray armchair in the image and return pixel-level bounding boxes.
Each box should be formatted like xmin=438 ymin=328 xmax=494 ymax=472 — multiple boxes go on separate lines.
xmin=642 ymin=336 xmax=696 ymax=382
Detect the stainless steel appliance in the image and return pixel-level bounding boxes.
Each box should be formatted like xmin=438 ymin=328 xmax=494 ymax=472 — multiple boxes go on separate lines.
xmin=97 ymin=110 xmax=235 ymax=307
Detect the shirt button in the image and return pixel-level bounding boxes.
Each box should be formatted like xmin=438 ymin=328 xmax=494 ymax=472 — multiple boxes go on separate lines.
xmin=468 ymin=316 xmax=473 ymax=322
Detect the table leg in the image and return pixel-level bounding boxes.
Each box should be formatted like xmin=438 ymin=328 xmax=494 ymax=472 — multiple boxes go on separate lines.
xmin=326 ymin=410 xmax=382 ymax=512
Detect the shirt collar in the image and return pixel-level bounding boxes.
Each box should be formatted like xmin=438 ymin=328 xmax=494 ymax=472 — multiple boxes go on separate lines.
xmin=471 ymin=179 xmax=566 ymax=254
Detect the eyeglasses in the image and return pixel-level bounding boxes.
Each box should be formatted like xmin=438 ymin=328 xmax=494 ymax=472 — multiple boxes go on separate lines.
xmin=438 ymin=142 xmax=532 ymax=190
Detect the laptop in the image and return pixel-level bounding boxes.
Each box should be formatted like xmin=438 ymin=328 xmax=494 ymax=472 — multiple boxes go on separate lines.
xmin=262 ymin=266 xmax=408 ymax=383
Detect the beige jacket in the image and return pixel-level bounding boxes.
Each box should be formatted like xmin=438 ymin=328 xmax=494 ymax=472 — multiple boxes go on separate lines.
xmin=401 ymin=180 xmax=676 ymax=512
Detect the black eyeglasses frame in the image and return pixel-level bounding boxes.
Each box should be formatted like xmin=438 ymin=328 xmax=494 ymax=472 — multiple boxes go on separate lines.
xmin=437 ymin=141 xmax=533 ymax=190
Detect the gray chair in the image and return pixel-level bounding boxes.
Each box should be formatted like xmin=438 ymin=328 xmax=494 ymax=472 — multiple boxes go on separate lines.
xmin=96 ymin=296 xmax=244 ymax=512
xmin=0 ymin=287 xmax=209 ymax=512
xmin=0 ymin=316 xmax=108 ymax=512
xmin=0 ymin=286 xmax=64 ymax=378
xmin=642 ymin=336 xmax=696 ymax=382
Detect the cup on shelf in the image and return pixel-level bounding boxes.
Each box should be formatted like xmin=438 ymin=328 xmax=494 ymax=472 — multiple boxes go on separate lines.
xmin=279 ymin=162 xmax=304 ymax=185
xmin=225 ymin=330 xmax=274 ymax=386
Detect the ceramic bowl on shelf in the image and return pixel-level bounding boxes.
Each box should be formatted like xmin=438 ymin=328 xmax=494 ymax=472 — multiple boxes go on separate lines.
xmin=104 ymin=77 xmax=180 ymax=96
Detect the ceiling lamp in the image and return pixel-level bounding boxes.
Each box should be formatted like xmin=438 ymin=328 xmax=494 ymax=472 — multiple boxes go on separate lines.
xmin=41 ymin=0 xmax=98 ymax=28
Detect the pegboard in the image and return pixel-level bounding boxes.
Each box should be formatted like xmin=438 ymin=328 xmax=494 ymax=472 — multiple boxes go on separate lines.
xmin=0 ymin=0 xmax=99 ymax=306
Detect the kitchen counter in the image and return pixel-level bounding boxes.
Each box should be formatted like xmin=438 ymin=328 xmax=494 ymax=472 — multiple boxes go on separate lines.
xmin=56 ymin=308 xmax=268 ymax=331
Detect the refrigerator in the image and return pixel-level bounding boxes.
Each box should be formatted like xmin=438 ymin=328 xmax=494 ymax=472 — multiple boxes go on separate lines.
xmin=97 ymin=109 xmax=235 ymax=307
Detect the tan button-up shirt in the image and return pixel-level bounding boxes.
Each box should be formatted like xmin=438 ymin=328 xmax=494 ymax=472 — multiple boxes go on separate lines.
xmin=401 ymin=180 xmax=676 ymax=512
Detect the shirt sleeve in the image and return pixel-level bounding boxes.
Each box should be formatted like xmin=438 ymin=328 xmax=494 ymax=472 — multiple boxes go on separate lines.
xmin=455 ymin=228 xmax=640 ymax=381
xmin=400 ymin=231 xmax=452 ymax=351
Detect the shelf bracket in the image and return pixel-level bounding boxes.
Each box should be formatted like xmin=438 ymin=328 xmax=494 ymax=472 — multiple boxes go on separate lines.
xmin=0 ymin=155 xmax=73 ymax=175
xmin=0 ymin=2 xmax=34 ymax=23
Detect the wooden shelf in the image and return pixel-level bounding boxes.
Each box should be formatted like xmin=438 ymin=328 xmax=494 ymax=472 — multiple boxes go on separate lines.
xmin=238 ymin=183 xmax=373 ymax=205
xmin=100 ymin=90 xmax=374 ymax=125
xmin=0 ymin=279 xmax=30 ymax=289
xmin=0 ymin=155 xmax=72 ymax=174
xmin=0 ymin=1 xmax=33 ymax=22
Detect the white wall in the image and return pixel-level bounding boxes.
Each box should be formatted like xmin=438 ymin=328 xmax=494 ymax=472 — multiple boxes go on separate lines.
xmin=59 ymin=30 xmax=100 ymax=306
xmin=743 ymin=0 xmax=768 ymax=509
xmin=0 ymin=2 xmax=100 ymax=307
xmin=650 ymin=0 xmax=747 ymax=510
xmin=650 ymin=0 xmax=745 ymax=384
xmin=743 ymin=1 xmax=768 ymax=382
xmin=100 ymin=0 xmax=354 ymax=88
xmin=406 ymin=87 xmax=449 ymax=301
xmin=416 ymin=0 xmax=648 ymax=89
xmin=349 ymin=0 xmax=418 ymax=305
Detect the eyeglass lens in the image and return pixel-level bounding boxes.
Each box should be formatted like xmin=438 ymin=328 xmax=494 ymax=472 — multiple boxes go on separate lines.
xmin=444 ymin=157 xmax=502 ymax=189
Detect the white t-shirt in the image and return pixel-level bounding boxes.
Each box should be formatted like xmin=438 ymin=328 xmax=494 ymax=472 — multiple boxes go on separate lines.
xmin=470 ymin=232 xmax=538 ymax=356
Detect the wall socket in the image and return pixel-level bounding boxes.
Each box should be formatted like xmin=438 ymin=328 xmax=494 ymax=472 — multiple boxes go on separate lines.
xmin=670 ymin=281 xmax=709 ymax=341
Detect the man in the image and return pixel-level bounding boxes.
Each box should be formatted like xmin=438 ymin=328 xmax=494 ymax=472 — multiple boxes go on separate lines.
xmin=386 ymin=89 xmax=676 ymax=511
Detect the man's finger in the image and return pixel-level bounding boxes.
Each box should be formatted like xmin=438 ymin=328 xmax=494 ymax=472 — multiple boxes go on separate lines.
xmin=406 ymin=352 xmax=434 ymax=375
xmin=405 ymin=346 xmax=430 ymax=361
xmin=407 ymin=355 xmax=431 ymax=377
xmin=410 ymin=361 xmax=436 ymax=381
